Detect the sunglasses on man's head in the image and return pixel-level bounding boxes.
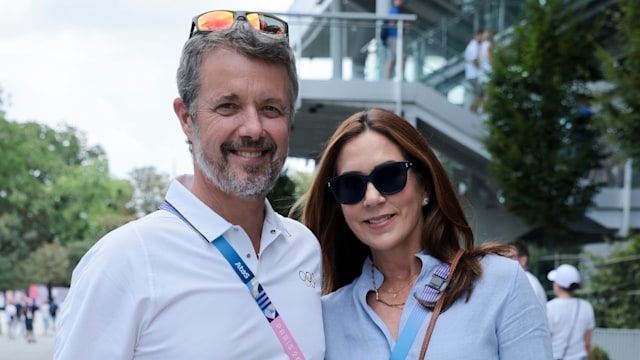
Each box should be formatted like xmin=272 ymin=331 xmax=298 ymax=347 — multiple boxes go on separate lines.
xmin=327 ymin=161 xmax=413 ymax=205
xmin=189 ymin=10 xmax=289 ymax=39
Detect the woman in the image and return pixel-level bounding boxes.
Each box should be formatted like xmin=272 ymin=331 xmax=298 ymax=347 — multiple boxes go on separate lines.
xmin=547 ymin=264 xmax=595 ymax=360
xmin=300 ymin=108 xmax=551 ymax=359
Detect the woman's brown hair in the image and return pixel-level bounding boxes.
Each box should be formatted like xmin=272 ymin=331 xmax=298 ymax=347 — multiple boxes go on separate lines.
xmin=297 ymin=108 xmax=511 ymax=311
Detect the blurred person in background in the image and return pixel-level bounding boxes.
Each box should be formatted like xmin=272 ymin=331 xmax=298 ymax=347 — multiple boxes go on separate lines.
xmin=383 ymin=0 xmax=411 ymax=80
xmin=464 ymin=29 xmax=484 ymax=112
xmin=547 ymin=264 xmax=595 ymax=360
xmin=23 ymin=298 xmax=36 ymax=343
xmin=507 ymin=239 xmax=547 ymax=308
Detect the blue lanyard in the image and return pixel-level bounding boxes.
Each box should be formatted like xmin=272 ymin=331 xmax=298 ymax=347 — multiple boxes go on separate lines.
xmin=160 ymin=200 xmax=305 ymax=360
xmin=389 ymin=262 xmax=450 ymax=360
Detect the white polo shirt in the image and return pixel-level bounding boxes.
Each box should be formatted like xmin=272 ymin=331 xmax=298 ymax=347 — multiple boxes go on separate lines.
xmin=55 ymin=177 xmax=325 ymax=359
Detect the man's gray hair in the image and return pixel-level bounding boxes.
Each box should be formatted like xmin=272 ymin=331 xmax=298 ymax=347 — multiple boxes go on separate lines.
xmin=176 ymin=20 xmax=298 ymax=122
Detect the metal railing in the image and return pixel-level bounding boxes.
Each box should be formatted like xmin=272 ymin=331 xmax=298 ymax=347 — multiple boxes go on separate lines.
xmin=593 ymin=328 xmax=640 ymax=360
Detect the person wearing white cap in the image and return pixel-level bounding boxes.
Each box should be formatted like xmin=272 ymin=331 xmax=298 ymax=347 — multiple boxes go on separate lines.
xmin=546 ymin=264 xmax=595 ymax=360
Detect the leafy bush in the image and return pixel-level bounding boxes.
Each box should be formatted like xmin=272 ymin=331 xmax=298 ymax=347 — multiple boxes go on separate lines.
xmin=589 ymin=345 xmax=610 ymax=360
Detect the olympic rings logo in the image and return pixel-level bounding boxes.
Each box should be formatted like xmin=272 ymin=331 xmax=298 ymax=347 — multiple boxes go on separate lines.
xmin=298 ymin=270 xmax=316 ymax=288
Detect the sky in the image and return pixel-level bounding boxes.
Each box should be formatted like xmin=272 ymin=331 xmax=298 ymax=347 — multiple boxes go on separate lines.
xmin=0 ymin=0 xmax=317 ymax=179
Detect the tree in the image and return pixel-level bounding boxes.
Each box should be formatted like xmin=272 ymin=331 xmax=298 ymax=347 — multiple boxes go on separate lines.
xmin=21 ymin=238 xmax=69 ymax=290
xmin=0 ymin=120 xmax=65 ymax=257
xmin=484 ymin=0 xmax=607 ymax=245
xmin=289 ymin=170 xmax=313 ymax=199
xmin=267 ymin=170 xmax=298 ymax=216
xmin=47 ymin=162 xmax=136 ymax=246
xmin=588 ymin=233 xmax=640 ymax=329
xmin=597 ymin=0 xmax=640 ymax=160
xmin=0 ymin=109 xmax=135 ymax=289
xmin=128 ymin=166 xmax=170 ymax=217
xmin=65 ymin=239 xmax=98 ymax=275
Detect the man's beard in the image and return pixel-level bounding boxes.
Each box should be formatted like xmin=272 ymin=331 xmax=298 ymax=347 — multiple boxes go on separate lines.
xmin=192 ymin=128 xmax=285 ymax=198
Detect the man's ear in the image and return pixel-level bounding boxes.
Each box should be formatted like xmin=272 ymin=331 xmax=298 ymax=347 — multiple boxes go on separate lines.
xmin=518 ymin=255 xmax=529 ymax=269
xmin=174 ymin=97 xmax=193 ymax=141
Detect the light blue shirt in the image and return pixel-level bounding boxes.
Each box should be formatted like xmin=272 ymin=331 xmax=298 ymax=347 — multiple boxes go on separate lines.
xmin=322 ymin=252 xmax=552 ymax=359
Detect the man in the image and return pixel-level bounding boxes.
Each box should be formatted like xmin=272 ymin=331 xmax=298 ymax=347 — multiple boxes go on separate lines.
xmin=507 ymin=240 xmax=547 ymax=308
xmin=464 ymin=29 xmax=484 ymax=112
xmin=383 ymin=0 xmax=410 ymax=80
xmin=477 ymin=29 xmax=495 ymax=112
xmin=55 ymin=11 xmax=324 ymax=359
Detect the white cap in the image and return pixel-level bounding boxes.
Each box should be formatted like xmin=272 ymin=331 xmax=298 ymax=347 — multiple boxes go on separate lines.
xmin=547 ymin=264 xmax=581 ymax=288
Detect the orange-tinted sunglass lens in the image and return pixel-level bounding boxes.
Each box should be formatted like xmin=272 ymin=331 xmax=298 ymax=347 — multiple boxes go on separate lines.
xmin=246 ymin=13 xmax=262 ymax=31
xmin=197 ymin=11 xmax=234 ymax=31
xmin=191 ymin=11 xmax=287 ymax=38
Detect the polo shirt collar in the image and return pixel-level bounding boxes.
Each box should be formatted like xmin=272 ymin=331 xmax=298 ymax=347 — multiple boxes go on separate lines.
xmin=164 ymin=175 xmax=289 ymax=243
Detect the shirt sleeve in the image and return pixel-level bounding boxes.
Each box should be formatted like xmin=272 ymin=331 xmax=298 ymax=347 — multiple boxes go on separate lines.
xmin=54 ymin=226 xmax=150 ymax=360
xmin=585 ymin=300 xmax=596 ymax=330
xmin=496 ymin=264 xmax=553 ymax=359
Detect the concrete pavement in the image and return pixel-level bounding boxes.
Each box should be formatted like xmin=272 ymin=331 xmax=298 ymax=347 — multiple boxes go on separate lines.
xmin=0 ymin=335 xmax=54 ymax=360
xmin=0 ymin=311 xmax=55 ymax=359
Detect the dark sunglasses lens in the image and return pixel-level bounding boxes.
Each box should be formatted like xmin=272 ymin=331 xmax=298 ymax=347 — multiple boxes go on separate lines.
xmin=333 ymin=175 xmax=366 ymax=205
xmin=261 ymin=15 xmax=288 ymax=35
xmin=373 ymin=163 xmax=408 ymax=194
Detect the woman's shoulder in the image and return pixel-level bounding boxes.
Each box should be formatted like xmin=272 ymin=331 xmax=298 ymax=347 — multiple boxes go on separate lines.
xmin=578 ymin=297 xmax=595 ymax=311
xmin=472 ymin=253 xmax=526 ymax=296
xmin=322 ymin=281 xmax=357 ymax=306
xmin=479 ymin=253 xmax=521 ymax=278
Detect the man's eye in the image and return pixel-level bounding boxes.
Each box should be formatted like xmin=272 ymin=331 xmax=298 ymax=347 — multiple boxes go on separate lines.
xmin=215 ymin=104 xmax=237 ymax=114
xmin=263 ymin=105 xmax=284 ymax=116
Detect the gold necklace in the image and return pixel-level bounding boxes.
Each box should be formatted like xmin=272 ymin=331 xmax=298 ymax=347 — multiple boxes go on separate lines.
xmin=379 ymin=277 xmax=414 ymax=299
xmin=370 ymin=264 xmax=413 ymax=308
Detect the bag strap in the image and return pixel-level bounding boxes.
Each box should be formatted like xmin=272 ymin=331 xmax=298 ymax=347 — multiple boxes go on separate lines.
xmin=390 ymin=259 xmax=451 ymax=359
xmin=418 ymin=249 xmax=465 ymax=359
xmin=560 ymin=299 xmax=581 ymax=359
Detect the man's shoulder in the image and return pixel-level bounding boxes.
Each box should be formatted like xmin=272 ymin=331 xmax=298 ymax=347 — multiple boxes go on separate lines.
xmin=278 ymin=215 xmax=317 ymax=239
xmin=524 ymin=271 xmax=543 ymax=285
xmin=80 ymin=212 xmax=168 ymax=261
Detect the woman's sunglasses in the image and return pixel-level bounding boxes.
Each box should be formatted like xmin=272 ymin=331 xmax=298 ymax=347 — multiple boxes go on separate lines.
xmin=327 ymin=161 xmax=413 ymax=205
xmin=189 ymin=10 xmax=289 ymax=39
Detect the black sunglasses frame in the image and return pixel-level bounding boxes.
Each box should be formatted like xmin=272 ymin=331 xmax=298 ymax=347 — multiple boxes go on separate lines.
xmin=189 ymin=10 xmax=289 ymax=39
xmin=327 ymin=161 xmax=413 ymax=205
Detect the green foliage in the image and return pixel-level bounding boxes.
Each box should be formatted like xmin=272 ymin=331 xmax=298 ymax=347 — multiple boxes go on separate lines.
xmin=0 ymin=252 xmax=22 ymax=290
xmin=268 ymin=171 xmax=298 ymax=216
xmin=597 ymin=0 xmax=640 ymax=160
xmin=589 ymin=345 xmax=610 ymax=360
xmin=65 ymin=239 xmax=98 ymax=276
xmin=21 ymin=239 xmax=69 ymax=286
xmin=46 ymin=163 xmax=135 ymax=246
xmin=484 ymin=0 xmax=607 ymax=243
xmin=0 ymin=109 xmax=135 ymax=289
xmin=588 ymin=233 xmax=640 ymax=328
xmin=128 ymin=166 xmax=170 ymax=217
xmin=289 ymin=170 xmax=313 ymax=198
